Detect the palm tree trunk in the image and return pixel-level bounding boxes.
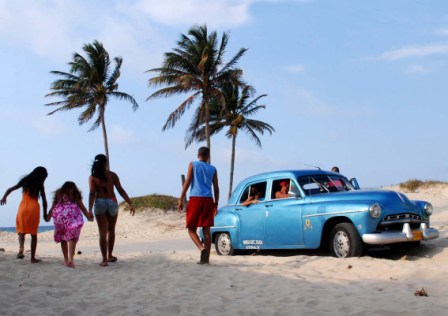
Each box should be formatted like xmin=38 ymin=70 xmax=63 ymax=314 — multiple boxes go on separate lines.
xmin=228 ymin=133 xmax=236 ymax=199
xmin=204 ymin=99 xmax=211 ymax=162
xmin=100 ymin=107 xmax=110 ymax=169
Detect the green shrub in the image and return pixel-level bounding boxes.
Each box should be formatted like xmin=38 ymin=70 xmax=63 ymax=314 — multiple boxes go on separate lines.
xmin=120 ymin=194 xmax=179 ymax=213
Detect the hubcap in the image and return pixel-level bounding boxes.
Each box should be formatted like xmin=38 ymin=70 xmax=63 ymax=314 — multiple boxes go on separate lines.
xmin=333 ymin=231 xmax=350 ymax=258
xmin=218 ymin=234 xmax=231 ymax=255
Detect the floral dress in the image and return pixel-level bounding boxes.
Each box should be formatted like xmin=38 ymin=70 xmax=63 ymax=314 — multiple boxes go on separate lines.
xmin=52 ymin=196 xmax=84 ymax=243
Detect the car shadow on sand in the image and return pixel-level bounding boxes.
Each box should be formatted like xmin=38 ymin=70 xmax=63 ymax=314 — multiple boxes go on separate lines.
xmin=236 ymin=237 xmax=448 ymax=261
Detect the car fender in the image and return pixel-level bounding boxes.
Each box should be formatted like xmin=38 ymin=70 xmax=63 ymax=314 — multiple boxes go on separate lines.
xmin=210 ymin=209 xmax=240 ymax=247
xmin=302 ymin=200 xmax=378 ymax=247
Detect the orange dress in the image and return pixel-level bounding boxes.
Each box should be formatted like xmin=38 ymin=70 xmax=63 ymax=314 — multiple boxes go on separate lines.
xmin=16 ymin=192 xmax=40 ymax=235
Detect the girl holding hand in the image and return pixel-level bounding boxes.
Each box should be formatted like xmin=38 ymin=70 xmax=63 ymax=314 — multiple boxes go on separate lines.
xmin=46 ymin=181 xmax=93 ymax=267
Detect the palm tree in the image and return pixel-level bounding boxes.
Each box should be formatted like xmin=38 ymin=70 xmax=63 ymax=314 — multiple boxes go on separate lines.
xmin=45 ymin=40 xmax=139 ymax=167
xmin=186 ymin=83 xmax=275 ymax=197
xmin=147 ymin=25 xmax=247 ymax=158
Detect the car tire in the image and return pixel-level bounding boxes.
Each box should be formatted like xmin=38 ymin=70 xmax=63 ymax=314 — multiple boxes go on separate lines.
xmin=215 ymin=233 xmax=235 ymax=256
xmin=329 ymin=223 xmax=363 ymax=258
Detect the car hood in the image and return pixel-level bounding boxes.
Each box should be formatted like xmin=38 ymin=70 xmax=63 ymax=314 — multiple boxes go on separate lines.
xmin=309 ymin=189 xmax=419 ymax=213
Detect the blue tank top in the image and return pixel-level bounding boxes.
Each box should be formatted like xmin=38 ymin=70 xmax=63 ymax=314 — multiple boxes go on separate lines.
xmin=190 ymin=161 xmax=216 ymax=197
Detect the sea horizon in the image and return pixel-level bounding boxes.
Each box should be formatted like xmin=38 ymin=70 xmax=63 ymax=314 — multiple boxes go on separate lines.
xmin=0 ymin=225 xmax=54 ymax=233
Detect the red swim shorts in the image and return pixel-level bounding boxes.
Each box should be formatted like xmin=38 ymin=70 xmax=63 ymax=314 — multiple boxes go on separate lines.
xmin=186 ymin=197 xmax=215 ymax=230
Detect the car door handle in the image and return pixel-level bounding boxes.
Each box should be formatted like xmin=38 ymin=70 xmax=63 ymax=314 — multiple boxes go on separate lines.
xmin=265 ymin=204 xmax=274 ymax=208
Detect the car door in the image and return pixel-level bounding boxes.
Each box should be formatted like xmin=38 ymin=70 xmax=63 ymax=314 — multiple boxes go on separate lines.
xmin=263 ymin=179 xmax=304 ymax=246
xmin=235 ymin=181 xmax=267 ymax=248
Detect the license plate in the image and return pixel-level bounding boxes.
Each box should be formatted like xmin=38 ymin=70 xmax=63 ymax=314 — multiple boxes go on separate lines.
xmin=412 ymin=230 xmax=422 ymax=241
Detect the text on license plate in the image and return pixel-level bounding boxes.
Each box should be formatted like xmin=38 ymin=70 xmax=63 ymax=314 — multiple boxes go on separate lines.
xmin=412 ymin=230 xmax=422 ymax=241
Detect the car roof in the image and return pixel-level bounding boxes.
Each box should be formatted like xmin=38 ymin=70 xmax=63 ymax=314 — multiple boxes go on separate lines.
xmin=240 ymin=169 xmax=339 ymax=183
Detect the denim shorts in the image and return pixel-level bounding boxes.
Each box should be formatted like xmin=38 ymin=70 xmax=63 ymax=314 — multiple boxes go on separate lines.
xmin=94 ymin=198 xmax=119 ymax=216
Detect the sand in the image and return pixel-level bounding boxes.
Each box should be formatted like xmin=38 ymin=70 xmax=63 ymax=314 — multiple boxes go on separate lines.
xmin=1 ymin=186 xmax=448 ymax=316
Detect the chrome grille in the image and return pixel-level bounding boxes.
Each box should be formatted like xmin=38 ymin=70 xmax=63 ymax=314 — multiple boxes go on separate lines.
xmin=384 ymin=213 xmax=422 ymax=221
xmin=378 ymin=213 xmax=425 ymax=231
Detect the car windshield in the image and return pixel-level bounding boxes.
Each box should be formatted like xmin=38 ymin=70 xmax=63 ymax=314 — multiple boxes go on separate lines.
xmin=298 ymin=175 xmax=355 ymax=196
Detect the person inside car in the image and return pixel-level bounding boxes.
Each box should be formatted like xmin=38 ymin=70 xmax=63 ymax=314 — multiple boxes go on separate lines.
xmin=242 ymin=187 xmax=261 ymax=206
xmin=275 ymin=181 xmax=290 ymax=199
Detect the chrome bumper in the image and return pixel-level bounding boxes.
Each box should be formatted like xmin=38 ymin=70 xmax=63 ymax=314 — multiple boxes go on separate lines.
xmin=362 ymin=223 xmax=439 ymax=245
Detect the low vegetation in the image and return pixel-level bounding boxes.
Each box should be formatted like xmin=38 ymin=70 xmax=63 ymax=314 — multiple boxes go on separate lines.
xmin=399 ymin=179 xmax=447 ymax=192
xmin=120 ymin=194 xmax=179 ymax=213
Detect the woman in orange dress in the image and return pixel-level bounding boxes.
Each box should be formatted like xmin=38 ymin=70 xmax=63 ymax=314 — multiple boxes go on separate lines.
xmin=1 ymin=166 xmax=48 ymax=263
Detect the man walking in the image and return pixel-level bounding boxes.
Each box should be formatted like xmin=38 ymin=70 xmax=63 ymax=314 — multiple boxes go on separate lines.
xmin=178 ymin=147 xmax=219 ymax=264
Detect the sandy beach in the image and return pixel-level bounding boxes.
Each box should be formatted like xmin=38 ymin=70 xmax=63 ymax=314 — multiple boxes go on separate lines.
xmin=1 ymin=186 xmax=448 ymax=316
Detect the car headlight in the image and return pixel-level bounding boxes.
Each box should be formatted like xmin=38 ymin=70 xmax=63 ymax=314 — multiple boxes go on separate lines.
xmin=368 ymin=203 xmax=382 ymax=219
xmin=424 ymin=203 xmax=433 ymax=215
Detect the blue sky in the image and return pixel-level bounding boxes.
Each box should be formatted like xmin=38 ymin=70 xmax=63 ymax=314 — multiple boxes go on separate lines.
xmin=1 ymin=0 xmax=448 ymax=226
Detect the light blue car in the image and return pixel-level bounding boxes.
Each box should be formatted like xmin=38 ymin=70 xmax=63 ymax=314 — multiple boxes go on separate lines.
xmin=206 ymin=170 xmax=439 ymax=258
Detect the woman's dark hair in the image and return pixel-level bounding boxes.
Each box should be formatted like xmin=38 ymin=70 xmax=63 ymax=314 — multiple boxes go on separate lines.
xmin=91 ymin=154 xmax=107 ymax=180
xmin=52 ymin=181 xmax=82 ymax=205
xmin=18 ymin=166 xmax=48 ymax=198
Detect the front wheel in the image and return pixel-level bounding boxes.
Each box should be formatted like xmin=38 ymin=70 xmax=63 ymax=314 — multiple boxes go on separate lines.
xmin=329 ymin=223 xmax=363 ymax=258
xmin=215 ymin=233 xmax=235 ymax=256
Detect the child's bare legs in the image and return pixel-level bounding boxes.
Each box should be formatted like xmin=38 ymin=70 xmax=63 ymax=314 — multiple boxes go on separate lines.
xmin=17 ymin=233 xmax=25 ymax=258
xmin=30 ymin=234 xmax=41 ymax=263
xmin=67 ymin=240 xmax=76 ymax=267
xmin=60 ymin=241 xmax=69 ymax=265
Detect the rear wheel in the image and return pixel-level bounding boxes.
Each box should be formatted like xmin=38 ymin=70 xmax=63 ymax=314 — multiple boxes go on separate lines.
xmin=329 ymin=223 xmax=363 ymax=258
xmin=215 ymin=233 xmax=235 ymax=256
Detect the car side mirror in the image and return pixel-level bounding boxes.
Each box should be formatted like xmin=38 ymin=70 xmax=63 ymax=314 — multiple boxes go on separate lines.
xmin=350 ymin=178 xmax=360 ymax=190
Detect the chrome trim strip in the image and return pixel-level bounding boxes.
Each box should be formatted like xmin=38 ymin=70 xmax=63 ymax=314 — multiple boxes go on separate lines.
xmin=211 ymin=225 xmax=236 ymax=229
xmin=303 ymin=209 xmax=366 ymax=218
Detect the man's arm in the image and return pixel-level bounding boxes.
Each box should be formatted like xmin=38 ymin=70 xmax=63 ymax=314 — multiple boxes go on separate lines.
xmin=213 ymin=170 xmax=219 ymax=207
xmin=178 ymin=162 xmax=193 ymax=212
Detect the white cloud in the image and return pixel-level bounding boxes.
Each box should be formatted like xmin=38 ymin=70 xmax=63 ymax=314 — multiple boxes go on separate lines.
xmin=405 ymin=64 xmax=430 ymax=74
xmin=378 ymin=43 xmax=448 ymax=61
xmin=286 ymin=89 xmax=376 ymax=119
xmin=435 ymin=27 xmax=448 ymax=36
xmin=31 ymin=116 xmax=68 ymax=136
xmin=283 ymin=63 xmax=305 ymax=73
xmin=110 ymin=124 xmax=138 ymax=144
xmin=293 ymin=89 xmax=335 ymax=117
xmin=0 ymin=0 xmax=311 ymax=74
xmin=134 ymin=0 xmax=251 ymax=28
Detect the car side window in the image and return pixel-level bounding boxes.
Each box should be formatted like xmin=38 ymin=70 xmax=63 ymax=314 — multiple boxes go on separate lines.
xmin=239 ymin=182 xmax=267 ymax=205
xmin=271 ymin=179 xmax=296 ymax=199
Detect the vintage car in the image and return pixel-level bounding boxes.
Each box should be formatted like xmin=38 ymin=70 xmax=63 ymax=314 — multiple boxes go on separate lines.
xmin=206 ymin=170 xmax=439 ymax=258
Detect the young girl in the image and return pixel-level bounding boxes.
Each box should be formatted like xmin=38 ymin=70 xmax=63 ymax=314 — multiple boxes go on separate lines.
xmin=46 ymin=181 xmax=93 ymax=268
xmin=1 ymin=166 xmax=48 ymax=263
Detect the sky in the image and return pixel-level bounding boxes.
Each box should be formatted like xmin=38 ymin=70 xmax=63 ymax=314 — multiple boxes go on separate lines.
xmin=1 ymin=0 xmax=448 ymax=226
